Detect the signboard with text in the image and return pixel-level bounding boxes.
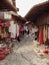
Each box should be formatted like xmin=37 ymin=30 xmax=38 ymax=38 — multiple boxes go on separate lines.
xmin=0 ymin=12 xmax=12 ymax=20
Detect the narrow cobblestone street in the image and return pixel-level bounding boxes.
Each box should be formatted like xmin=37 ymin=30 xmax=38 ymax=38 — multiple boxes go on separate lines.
xmin=0 ymin=36 xmax=49 ymax=65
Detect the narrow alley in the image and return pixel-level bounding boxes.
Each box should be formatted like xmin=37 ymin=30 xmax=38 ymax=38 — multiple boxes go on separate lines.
xmin=0 ymin=36 xmax=49 ymax=65
xmin=0 ymin=0 xmax=49 ymax=65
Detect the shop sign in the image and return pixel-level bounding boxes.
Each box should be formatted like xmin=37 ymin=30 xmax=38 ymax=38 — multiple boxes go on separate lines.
xmin=4 ymin=12 xmax=12 ymax=19
xmin=0 ymin=12 xmax=12 ymax=20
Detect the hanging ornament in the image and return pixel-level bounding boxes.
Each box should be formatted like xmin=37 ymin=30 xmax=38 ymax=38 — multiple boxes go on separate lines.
xmin=5 ymin=22 xmax=10 ymax=27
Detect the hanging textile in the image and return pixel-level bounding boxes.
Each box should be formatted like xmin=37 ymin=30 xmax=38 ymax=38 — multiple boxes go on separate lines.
xmin=43 ymin=26 xmax=46 ymax=43
xmin=0 ymin=20 xmax=2 ymax=26
xmin=9 ymin=21 xmax=16 ymax=38
xmin=39 ymin=27 xmax=43 ymax=45
xmin=48 ymin=26 xmax=49 ymax=39
xmin=46 ymin=26 xmax=47 ymax=40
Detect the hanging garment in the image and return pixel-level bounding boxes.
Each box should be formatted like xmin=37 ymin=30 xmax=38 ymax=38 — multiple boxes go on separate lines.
xmin=9 ymin=21 xmax=16 ymax=38
xmin=0 ymin=20 xmax=2 ymax=26
xmin=43 ymin=26 xmax=46 ymax=43
xmin=39 ymin=27 xmax=43 ymax=45
xmin=16 ymin=24 xmax=19 ymax=37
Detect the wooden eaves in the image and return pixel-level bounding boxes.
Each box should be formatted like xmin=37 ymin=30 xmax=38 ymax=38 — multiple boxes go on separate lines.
xmin=25 ymin=1 xmax=49 ymax=23
xmin=0 ymin=0 xmax=19 ymax=11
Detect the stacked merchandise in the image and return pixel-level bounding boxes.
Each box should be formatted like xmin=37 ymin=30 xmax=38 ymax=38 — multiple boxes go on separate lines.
xmin=0 ymin=20 xmax=13 ymax=61
xmin=0 ymin=43 xmax=12 ymax=60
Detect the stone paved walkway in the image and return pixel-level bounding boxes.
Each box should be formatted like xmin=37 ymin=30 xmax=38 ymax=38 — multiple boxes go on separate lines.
xmin=0 ymin=36 xmax=49 ymax=65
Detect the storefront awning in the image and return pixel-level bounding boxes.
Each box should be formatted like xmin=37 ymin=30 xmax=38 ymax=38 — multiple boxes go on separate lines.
xmin=25 ymin=1 xmax=49 ymax=23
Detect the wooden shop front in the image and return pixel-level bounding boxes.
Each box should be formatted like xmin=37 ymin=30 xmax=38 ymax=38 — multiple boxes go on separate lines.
xmin=36 ymin=13 xmax=49 ymax=45
xmin=25 ymin=1 xmax=49 ymax=45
